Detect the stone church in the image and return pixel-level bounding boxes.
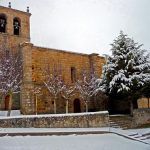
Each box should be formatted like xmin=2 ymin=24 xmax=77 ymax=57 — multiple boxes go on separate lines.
xmin=0 ymin=4 xmax=106 ymax=114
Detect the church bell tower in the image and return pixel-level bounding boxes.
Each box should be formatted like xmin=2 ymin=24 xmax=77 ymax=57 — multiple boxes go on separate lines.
xmin=0 ymin=3 xmax=31 ymax=51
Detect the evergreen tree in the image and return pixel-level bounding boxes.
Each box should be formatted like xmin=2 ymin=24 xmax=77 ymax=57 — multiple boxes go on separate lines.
xmin=101 ymin=31 xmax=150 ymax=114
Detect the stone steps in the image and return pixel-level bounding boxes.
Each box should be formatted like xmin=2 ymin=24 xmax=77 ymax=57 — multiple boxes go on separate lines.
xmin=128 ymin=132 xmax=150 ymax=141
xmin=109 ymin=115 xmax=133 ymax=129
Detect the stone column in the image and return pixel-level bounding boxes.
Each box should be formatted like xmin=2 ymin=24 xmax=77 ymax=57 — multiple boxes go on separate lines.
xmin=89 ymin=53 xmax=99 ymax=74
xmin=89 ymin=53 xmax=105 ymax=78
xmin=20 ymin=42 xmax=34 ymax=114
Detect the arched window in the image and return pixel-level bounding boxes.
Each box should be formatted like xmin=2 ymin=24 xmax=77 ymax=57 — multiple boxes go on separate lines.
xmin=13 ymin=17 xmax=21 ymax=35
xmin=0 ymin=14 xmax=7 ymax=33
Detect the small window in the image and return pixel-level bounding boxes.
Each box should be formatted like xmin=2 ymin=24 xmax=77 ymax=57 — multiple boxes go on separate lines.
xmin=71 ymin=67 xmax=76 ymax=83
xmin=0 ymin=14 xmax=7 ymax=33
xmin=13 ymin=18 xmax=21 ymax=35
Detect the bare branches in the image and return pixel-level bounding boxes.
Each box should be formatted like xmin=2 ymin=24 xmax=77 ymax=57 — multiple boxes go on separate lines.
xmin=31 ymin=87 xmax=42 ymax=115
xmin=76 ymin=70 xmax=100 ymax=112
xmin=61 ymin=85 xmax=75 ymax=101
xmin=0 ymin=50 xmax=22 ymax=95
xmin=61 ymin=85 xmax=75 ymax=113
xmin=43 ymin=64 xmax=65 ymax=113
xmin=0 ymin=48 xmax=23 ymax=116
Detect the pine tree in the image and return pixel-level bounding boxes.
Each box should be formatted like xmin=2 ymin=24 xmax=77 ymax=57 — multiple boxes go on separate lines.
xmin=102 ymin=31 xmax=150 ymax=115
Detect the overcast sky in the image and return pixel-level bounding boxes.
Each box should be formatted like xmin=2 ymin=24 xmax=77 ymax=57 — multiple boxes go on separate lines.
xmin=0 ymin=0 xmax=150 ymax=55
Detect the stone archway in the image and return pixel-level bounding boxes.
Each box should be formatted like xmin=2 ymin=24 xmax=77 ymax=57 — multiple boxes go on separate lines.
xmin=74 ymin=99 xmax=81 ymax=113
xmin=5 ymin=95 xmax=10 ymax=110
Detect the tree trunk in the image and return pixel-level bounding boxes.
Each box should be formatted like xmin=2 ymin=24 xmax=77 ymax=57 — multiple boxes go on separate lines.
xmin=85 ymin=101 xmax=88 ymax=112
xmin=7 ymin=92 xmax=12 ymax=117
xmin=35 ymin=95 xmax=38 ymax=115
xmin=66 ymin=99 xmax=69 ymax=113
xmin=130 ymin=100 xmax=133 ymax=116
xmin=1 ymin=95 xmax=5 ymax=109
xmin=54 ymin=98 xmax=57 ymax=114
xmin=148 ymin=98 xmax=150 ymax=108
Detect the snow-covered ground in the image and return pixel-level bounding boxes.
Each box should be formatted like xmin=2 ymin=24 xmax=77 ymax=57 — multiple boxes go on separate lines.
xmin=0 ymin=110 xmax=21 ymax=116
xmin=0 ymin=127 xmax=109 ymax=133
xmin=0 ymin=133 xmax=149 ymax=150
xmin=0 ymin=128 xmax=149 ymax=150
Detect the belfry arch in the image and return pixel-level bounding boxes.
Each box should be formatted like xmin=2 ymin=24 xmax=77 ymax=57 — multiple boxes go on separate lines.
xmin=0 ymin=14 xmax=7 ymax=33
xmin=13 ymin=17 xmax=21 ymax=35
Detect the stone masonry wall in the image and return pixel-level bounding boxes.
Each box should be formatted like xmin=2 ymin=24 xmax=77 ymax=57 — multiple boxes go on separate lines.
xmin=32 ymin=46 xmax=105 ymax=84
xmin=29 ymin=46 xmax=105 ymax=114
xmin=137 ymin=97 xmax=150 ymax=108
xmin=0 ymin=111 xmax=109 ymax=128
xmin=133 ymin=108 xmax=150 ymax=127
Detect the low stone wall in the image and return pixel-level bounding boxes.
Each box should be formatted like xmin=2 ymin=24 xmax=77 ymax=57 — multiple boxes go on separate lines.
xmin=137 ymin=97 xmax=150 ymax=108
xmin=133 ymin=108 xmax=150 ymax=127
xmin=0 ymin=111 xmax=109 ymax=128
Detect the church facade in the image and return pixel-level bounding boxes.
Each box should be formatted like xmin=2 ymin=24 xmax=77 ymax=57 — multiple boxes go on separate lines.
xmin=0 ymin=5 xmax=105 ymax=114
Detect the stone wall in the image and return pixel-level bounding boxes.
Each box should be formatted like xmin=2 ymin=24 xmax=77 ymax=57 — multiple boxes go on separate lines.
xmin=27 ymin=46 xmax=105 ymax=114
xmin=133 ymin=108 xmax=150 ymax=127
xmin=137 ymin=97 xmax=150 ymax=108
xmin=0 ymin=111 xmax=109 ymax=128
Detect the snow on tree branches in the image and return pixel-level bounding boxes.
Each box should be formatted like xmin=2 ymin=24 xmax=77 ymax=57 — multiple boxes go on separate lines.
xmin=43 ymin=64 xmax=65 ymax=114
xmin=101 ymin=31 xmax=150 ymax=115
xmin=76 ymin=70 xmax=100 ymax=112
xmin=102 ymin=31 xmax=150 ymax=95
xmin=61 ymin=85 xmax=75 ymax=113
xmin=0 ymin=48 xmax=23 ymax=116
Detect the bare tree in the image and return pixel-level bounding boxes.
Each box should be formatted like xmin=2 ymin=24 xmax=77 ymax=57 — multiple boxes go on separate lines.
xmin=43 ymin=64 xmax=65 ymax=114
xmin=61 ymin=85 xmax=75 ymax=113
xmin=76 ymin=70 xmax=99 ymax=112
xmin=0 ymin=49 xmax=22 ymax=116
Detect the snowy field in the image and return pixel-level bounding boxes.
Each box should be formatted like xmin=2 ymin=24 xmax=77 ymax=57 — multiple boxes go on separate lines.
xmin=0 ymin=133 xmax=149 ymax=150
